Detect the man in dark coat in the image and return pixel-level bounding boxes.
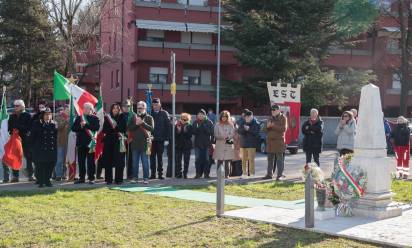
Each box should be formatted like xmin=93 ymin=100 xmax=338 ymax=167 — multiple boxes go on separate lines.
xmin=31 ymin=108 xmax=57 ymax=187
xmin=121 ymin=100 xmax=134 ymax=179
xmin=72 ymin=102 xmax=100 ymax=184
xmin=150 ymin=98 xmax=170 ymax=179
xmin=238 ymin=110 xmax=260 ymax=176
xmin=192 ymin=109 xmax=213 ymax=178
xmin=3 ymin=99 xmax=33 ymax=182
xmin=301 ymin=108 xmax=324 ymax=166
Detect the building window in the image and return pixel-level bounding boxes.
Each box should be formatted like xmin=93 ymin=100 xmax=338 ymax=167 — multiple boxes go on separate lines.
xmin=111 ymin=71 xmax=114 ymax=89
xmin=178 ymin=0 xmax=207 ymax=6
xmin=116 ymin=69 xmax=120 ymax=88
xmin=387 ymin=39 xmax=399 ymax=52
xmin=181 ymin=32 xmax=212 ymax=44
xmin=150 ymin=67 xmax=168 ymax=84
xmin=183 ymin=69 xmax=211 ymax=85
xmin=146 ymin=30 xmax=165 ymax=42
xmin=392 ymin=73 xmax=401 ymax=89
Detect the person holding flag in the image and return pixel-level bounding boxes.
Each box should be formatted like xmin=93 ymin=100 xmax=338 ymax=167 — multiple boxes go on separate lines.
xmin=3 ymin=100 xmax=32 ymax=182
xmin=101 ymin=103 xmax=127 ymax=185
xmin=72 ymin=102 xmax=100 ymax=184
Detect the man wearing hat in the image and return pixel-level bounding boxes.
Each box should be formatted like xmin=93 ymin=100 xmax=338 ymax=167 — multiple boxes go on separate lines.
xmin=238 ymin=110 xmax=260 ymax=177
xmin=30 ymin=108 xmax=57 ymax=187
xmin=150 ymin=98 xmax=170 ymax=179
xmin=263 ymin=105 xmax=287 ymax=180
xmin=192 ymin=109 xmax=214 ymax=178
xmin=3 ymin=99 xmax=33 ymax=183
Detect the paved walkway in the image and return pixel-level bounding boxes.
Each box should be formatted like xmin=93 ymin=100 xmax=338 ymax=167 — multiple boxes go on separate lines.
xmin=224 ymin=205 xmax=412 ymax=248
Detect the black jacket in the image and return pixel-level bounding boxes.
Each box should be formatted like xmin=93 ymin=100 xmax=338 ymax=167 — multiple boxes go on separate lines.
xmin=176 ymin=123 xmax=193 ymax=151
xmin=192 ymin=119 xmax=213 ymax=149
xmin=72 ymin=114 xmax=100 ymax=147
xmin=238 ymin=118 xmax=260 ymax=148
xmin=102 ymin=114 xmax=127 ymax=147
xmin=302 ymin=118 xmax=324 ymax=153
xmin=152 ymin=109 xmax=170 ymax=141
xmin=391 ymin=123 xmax=410 ymax=146
xmin=8 ymin=111 xmax=32 ymax=145
xmin=31 ymin=120 xmax=57 ymax=163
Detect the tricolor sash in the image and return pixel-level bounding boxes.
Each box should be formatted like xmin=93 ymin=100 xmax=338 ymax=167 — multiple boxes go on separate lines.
xmin=81 ymin=114 xmax=97 ymax=153
xmin=338 ymin=158 xmax=365 ymax=197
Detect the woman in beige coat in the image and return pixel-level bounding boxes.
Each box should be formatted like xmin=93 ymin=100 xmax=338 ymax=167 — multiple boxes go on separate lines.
xmin=214 ymin=111 xmax=235 ymax=178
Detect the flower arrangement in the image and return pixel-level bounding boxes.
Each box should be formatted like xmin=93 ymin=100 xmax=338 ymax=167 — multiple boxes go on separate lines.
xmin=329 ymin=154 xmax=368 ymax=217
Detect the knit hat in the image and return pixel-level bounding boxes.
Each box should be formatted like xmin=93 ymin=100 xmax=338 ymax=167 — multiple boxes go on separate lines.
xmin=198 ymin=109 xmax=207 ymax=116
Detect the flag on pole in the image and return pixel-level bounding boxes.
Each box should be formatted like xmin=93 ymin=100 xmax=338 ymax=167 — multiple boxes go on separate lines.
xmin=53 ymin=70 xmax=71 ymax=100
xmin=53 ymin=71 xmax=98 ymax=115
xmin=1 ymin=87 xmax=23 ymax=171
xmin=66 ymin=95 xmax=77 ymax=181
xmin=94 ymin=89 xmax=105 ymax=163
xmin=0 ymin=89 xmax=9 ymax=160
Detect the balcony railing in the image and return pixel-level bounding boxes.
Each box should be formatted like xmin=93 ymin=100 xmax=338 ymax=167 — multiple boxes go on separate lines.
xmin=138 ymin=40 xmax=236 ymax=52
xmin=134 ymin=0 xmax=219 ymax=12
xmin=137 ymin=82 xmax=214 ymax=92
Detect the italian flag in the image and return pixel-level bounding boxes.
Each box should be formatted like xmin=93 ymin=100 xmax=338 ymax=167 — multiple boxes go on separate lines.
xmin=54 ymin=71 xmax=98 ymax=115
xmin=66 ymin=94 xmax=77 ymax=181
xmin=1 ymin=87 xmax=23 ymax=170
xmin=94 ymin=89 xmax=105 ymax=163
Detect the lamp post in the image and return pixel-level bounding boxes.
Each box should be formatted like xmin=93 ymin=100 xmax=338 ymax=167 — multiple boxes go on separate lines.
xmin=216 ymin=0 xmax=221 ymax=116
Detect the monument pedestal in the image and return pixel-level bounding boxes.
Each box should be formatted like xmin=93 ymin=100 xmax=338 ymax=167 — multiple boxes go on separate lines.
xmin=315 ymin=208 xmax=335 ymax=221
xmin=351 ymin=84 xmax=402 ymax=220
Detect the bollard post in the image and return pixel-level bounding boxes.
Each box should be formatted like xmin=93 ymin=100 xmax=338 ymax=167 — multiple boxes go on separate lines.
xmin=216 ymin=163 xmax=225 ymax=217
xmin=305 ymin=173 xmax=314 ymax=228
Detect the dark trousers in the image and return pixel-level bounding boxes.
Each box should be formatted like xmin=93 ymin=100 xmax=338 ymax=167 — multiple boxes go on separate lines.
xmin=217 ymin=160 xmax=230 ymax=178
xmin=77 ymin=146 xmax=96 ymax=181
xmin=96 ymin=160 xmax=104 ymax=178
xmin=195 ymin=148 xmax=209 ymax=177
xmin=267 ymin=153 xmax=285 ymax=178
xmin=23 ymin=143 xmax=34 ymax=178
xmin=126 ymin=145 xmax=133 ymax=179
xmin=2 ymin=165 xmax=19 ymax=181
xmin=176 ymin=149 xmax=191 ymax=177
xmin=339 ymin=149 xmax=353 ymax=157
xmin=36 ymin=162 xmax=54 ymax=186
xmin=104 ymin=152 xmax=125 ymax=184
xmin=305 ymin=151 xmax=320 ymax=166
xmin=150 ymin=140 xmax=164 ymax=177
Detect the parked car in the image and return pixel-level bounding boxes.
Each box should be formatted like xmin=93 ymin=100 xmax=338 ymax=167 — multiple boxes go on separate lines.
xmin=257 ymin=119 xmax=299 ymax=154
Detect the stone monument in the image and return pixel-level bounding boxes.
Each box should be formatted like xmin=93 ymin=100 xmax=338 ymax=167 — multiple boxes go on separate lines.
xmin=352 ymin=84 xmax=402 ymax=219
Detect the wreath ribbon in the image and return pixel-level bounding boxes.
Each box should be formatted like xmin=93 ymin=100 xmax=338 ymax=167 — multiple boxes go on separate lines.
xmin=337 ymin=158 xmax=365 ymax=197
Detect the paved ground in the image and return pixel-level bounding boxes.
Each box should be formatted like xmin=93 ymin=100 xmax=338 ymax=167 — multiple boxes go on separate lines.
xmin=224 ymin=205 xmax=412 ymax=248
xmin=0 ymin=149 xmax=339 ymax=191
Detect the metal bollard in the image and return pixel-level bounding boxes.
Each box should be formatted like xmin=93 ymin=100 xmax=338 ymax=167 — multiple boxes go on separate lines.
xmin=216 ymin=163 xmax=225 ymax=217
xmin=305 ymin=173 xmax=314 ymax=228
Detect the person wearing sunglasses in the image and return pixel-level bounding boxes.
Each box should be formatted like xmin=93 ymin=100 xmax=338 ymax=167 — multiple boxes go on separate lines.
xmin=3 ymin=100 xmax=33 ymax=183
xmin=335 ymin=111 xmax=357 ymax=156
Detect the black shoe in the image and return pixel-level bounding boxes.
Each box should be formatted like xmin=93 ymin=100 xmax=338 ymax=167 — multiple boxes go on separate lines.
xmin=74 ymin=180 xmax=85 ymax=184
xmin=96 ymin=176 xmax=103 ymax=180
xmin=2 ymin=180 xmax=9 ymax=183
xmin=262 ymin=175 xmax=273 ymax=180
xmin=115 ymin=181 xmax=123 ymax=185
xmin=38 ymin=184 xmax=44 ymax=188
xmin=176 ymin=174 xmax=182 ymax=179
xmin=106 ymin=182 xmax=113 ymax=185
xmin=28 ymin=176 xmax=35 ymax=182
xmin=10 ymin=178 xmax=19 ymax=183
xmin=46 ymin=183 xmax=53 ymax=187
xmin=149 ymin=175 xmax=156 ymax=179
xmin=55 ymin=177 xmax=62 ymax=182
xmin=183 ymin=174 xmax=188 ymax=179
xmin=88 ymin=181 xmax=95 ymax=185
xmin=204 ymin=175 xmax=210 ymax=179
xmin=158 ymin=176 xmax=165 ymax=180
xmin=194 ymin=175 xmax=201 ymax=179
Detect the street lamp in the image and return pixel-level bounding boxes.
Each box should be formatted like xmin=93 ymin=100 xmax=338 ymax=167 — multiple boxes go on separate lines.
xmin=216 ymin=0 xmax=221 ymax=116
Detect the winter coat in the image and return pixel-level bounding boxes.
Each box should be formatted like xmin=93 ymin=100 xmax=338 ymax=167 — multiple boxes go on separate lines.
xmin=233 ymin=130 xmax=241 ymax=161
xmin=213 ymin=122 xmax=235 ymax=161
xmin=238 ymin=118 xmax=260 ymax=148
xmin=102 ymin=114 xmax=127 ymax=148
xmin=128 ymin=113 xmax=154 ymax=151
xmin=335 ymin=120 xmax=356 ymax=151
xmin=55 ymin=113 xmax=69 ymax=147
xmin=72 ymin=114 xmax=100 ymax=148
xmin=192 ymin=118 xmax=214 ymax=149
xmin=263 ymin=114 xmax=287 ymax=153
xmin=31 ymin=120 xmax=57 ymax=163
xmin=302 ymin=118 xmax=324 ymax=154
xmin=152 ymin=109 xmax=170 ymax=142
xmin=175 ymin=122 xmax=193 ymax=151
xmin=8 ymin=111 xmax=32 ymax=146
xmin=391 ymin=123 xmax=410 ymax=146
